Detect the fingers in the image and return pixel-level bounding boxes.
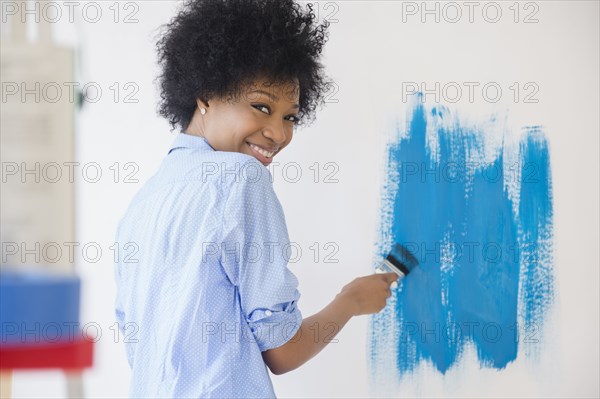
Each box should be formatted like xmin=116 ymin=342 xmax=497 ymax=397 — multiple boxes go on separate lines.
xmin=383 ymin=273 xmax=399 ymax=290
xmin=382 ymin=272 xmax=399 ymax=284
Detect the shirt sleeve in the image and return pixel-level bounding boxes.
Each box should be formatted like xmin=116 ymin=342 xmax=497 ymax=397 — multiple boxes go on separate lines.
xmin=219 ymin=158 xmax=303 ymax=352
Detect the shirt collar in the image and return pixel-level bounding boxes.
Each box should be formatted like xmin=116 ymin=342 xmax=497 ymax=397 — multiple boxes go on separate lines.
xmin=168 ymin=132 xmax=214 ymax=154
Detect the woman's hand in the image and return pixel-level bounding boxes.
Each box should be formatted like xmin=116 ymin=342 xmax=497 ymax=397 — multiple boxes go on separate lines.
xmin=337 ymin=273 xmax=399 ymax=316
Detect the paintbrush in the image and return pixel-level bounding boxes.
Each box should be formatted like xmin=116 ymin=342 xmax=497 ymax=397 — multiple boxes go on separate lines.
xmin=375 ymin=243 xmax=419 ymax=288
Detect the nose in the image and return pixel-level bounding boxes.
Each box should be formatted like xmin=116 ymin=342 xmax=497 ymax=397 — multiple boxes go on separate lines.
xmin=262 ymin=122 xmax=287 ymax=145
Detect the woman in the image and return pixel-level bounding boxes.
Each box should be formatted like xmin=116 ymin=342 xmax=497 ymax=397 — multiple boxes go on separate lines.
xmin=113 ymin=0 xmax=398 ymax=397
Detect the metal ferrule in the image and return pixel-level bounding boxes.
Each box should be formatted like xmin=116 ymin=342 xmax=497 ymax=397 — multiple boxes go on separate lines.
xmin=378 ymin=259 xmax=406 ymax=278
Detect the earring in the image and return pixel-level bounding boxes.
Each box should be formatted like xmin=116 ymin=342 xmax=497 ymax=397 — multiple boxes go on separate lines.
xmin=200 ymin=107 xmax=206 ymax=115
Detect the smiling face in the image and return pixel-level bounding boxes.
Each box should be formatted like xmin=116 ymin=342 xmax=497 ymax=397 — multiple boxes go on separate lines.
xmin=185 ymin=76 xmax=300 ymax=166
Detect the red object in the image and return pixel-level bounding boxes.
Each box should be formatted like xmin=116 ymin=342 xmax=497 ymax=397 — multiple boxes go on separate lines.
xmin=0 ymin=336 xmax=94 ymax=370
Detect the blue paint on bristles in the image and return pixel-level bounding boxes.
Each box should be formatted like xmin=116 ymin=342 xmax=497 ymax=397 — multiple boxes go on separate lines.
xmin=377 ymin=243 xmax=419 ymax=278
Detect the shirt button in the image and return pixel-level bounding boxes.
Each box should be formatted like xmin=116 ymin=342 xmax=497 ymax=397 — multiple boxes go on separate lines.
xmin=265 ymin=310 xmax=272 ymax=316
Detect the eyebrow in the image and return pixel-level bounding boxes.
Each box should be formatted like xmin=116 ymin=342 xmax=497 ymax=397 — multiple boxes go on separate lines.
xmin=250 ymin=89 xmax=300 ymax=109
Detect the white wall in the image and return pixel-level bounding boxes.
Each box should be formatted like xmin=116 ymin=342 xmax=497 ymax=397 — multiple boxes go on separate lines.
xmin=9 ymin=1 xmax=599 ymax=397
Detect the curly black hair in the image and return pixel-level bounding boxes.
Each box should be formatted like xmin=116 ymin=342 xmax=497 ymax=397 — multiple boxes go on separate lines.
xmin=154 ymin=0 xmax=332 ymax=132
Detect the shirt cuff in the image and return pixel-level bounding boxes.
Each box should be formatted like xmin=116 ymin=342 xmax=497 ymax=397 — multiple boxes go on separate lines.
xmin=246 ymin=300 xmax=303 ymax=352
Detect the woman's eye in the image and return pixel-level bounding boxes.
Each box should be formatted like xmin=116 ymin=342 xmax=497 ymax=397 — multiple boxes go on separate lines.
xmin=253 ymin=104 xmax=298 ymax=124
xmin=253 ymin=104 xmax=270 ymax=114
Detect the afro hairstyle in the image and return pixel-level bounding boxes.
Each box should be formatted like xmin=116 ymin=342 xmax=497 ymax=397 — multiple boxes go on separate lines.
xmin=155 ymin=0 xmax=333 ymax=132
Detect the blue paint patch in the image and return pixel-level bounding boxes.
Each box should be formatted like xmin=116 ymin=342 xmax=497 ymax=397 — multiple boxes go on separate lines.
xmin=369 ymin=98 xmax=554 ymax=380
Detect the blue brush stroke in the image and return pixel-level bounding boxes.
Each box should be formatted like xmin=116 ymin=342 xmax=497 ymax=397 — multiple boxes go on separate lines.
xmin=370 ymin=99 xmax=554 ymax=378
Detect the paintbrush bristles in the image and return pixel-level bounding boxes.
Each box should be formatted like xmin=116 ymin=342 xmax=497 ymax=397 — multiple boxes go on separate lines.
xmin=387 ymin=243 xmax=419 ymax=275
xmin=392 ymin=243 xmax=419 ymax=270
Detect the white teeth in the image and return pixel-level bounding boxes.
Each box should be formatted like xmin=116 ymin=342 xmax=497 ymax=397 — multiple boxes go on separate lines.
xmin=249 ymin=143 xmax=274 ymax=158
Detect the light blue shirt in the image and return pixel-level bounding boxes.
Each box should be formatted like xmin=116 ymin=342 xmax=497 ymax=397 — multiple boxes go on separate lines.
xmin=113 ymin=132 xmax=303 ymax=398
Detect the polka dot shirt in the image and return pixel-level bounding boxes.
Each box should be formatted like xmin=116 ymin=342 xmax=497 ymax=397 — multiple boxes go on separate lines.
xmin=113 ymin=133 xmax=303 ymax=398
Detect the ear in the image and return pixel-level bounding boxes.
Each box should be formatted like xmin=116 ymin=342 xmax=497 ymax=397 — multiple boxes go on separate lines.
xmin=196 ymin=97 xmax=210 ymax=110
